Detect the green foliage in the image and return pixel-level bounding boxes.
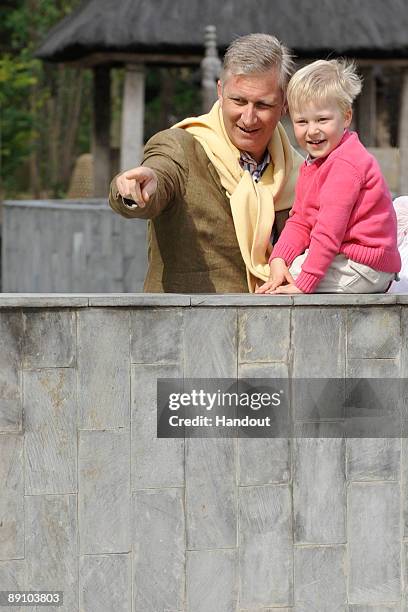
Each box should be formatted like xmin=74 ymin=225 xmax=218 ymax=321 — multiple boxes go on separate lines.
xmin=0 ymin=0 xmax=88 ymax=198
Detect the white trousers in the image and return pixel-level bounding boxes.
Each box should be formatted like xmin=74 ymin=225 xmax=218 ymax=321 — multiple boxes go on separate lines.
xmin=289 ymin=252 xmax=395 ymax=293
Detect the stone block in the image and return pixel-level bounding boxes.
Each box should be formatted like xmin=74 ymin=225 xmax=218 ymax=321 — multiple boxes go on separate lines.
xmin=131 ymin=364 xmax=184 ymax=489
xmin=292 ymin=309 xmax=346 ymax=378
xmin=401 ymin=440 xmax=408 ymax=538
xmin=186 ymin=439 xmax=236 ymax=549
xmin=347 ymin=308 xmax=401 ymax=358
xmin=0 ymin=313 xmax=22 ymax=433
xmin=347 ymin=358 xmax=400 ymax=378
xmin=294 ymin=545 xmax=346 ymax=611
xmin=0 ymin=435 xmax=24 ymax=559
xmin=130 ymin=308 xmax=183 ymax=364
xmin=80 ymin=554 xmax=131 ymax=612
xmin=239 ymin=485 xmax=292 ymax=608
xmin=0 ymin=560 xmax=25 ymax=612
xmin=293 ymin=439 xmax=346 ymax=544
xmin=184 ymin=309 xmax=237 ymax=377
xmin=348 ymin=482 xmax=400 ymax=604
xmin=77 ymin=309 xmax=130 ymax=429
xmin=238 ymin=308 xmax=290 ymax=363
xmin=79 ymin=430 xmax=130 ymax=554
xmin=292 ymin=309 xmax=345 ymax=420
xmin=22 ymin=310 xmax=75 ymax=368
xmin=348 ymin=606 xmax=401 ymax=611
xmin=347 ymin=439 xmax=400 ymax=481
xmin=133 ymin=489 xmax=185 ymax=612
xmin=25 ymin=495 xmax=78 ymax=611
xmin=186 ymin=549 xmax=238 ymax=612
xmin=402 ymin=309 xmax=408 ymax=377
xmin=238 ymin=438 xmax=290 ymax=485
xmin=24 ymin=368 xmax=77 ymax=495
xmin=238 ymin=362 xmax=289 ymax=378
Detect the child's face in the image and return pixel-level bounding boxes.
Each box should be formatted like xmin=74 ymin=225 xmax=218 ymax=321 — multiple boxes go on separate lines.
xmin=291 ymin=100 xmax=352 ymax=159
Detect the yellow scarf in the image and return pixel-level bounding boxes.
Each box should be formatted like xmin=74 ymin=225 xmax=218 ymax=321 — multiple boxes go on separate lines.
xmin=173 ymin=101 xmax=303 ymax=292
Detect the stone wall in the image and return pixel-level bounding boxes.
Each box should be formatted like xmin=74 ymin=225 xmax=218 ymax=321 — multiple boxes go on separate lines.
xmin=1 ymin=200 xmax=147 ymax=292
xmin=0 ymin=293 xmax=408 ymax=612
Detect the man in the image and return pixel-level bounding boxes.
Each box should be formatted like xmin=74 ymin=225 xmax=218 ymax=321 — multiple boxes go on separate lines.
xmin=109 ymin=33 xmax=303 ymax=293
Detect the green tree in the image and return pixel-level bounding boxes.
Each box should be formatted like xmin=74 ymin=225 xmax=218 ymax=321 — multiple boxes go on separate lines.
xmin=0 ymin=0 xmax=91 ymax=198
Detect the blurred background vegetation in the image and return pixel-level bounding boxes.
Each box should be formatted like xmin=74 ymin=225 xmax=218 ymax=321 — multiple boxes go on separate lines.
xmin=0 ymin=0 xmax=201 ymax=200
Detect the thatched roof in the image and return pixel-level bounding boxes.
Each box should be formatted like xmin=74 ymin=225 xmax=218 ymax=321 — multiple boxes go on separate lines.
xmin=36 ymin=0 xmax=408 ymax=64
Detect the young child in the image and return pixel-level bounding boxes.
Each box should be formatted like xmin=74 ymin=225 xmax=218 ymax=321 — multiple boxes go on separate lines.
xmin=256 ymin=59 xmax=401 ymax=294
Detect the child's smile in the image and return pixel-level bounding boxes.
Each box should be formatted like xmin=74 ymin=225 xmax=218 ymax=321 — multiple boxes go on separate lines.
xmin=291 ymin=101 xmax=352 ymax=159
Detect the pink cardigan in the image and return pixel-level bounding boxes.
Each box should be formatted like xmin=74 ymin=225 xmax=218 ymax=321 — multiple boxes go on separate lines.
xmin=270 ymin=131 xmax=401 ymax=293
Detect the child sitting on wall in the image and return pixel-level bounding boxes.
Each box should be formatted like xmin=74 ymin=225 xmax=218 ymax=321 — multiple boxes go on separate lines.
xmin=256 ymin=59 xmax=401 ymax=294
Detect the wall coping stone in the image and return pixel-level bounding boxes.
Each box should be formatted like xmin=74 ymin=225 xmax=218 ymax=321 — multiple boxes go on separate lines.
xmin=3 ymin=199 xmax=110 ymax=212
xmin=0 ymin=292 xmax=407 ymax=308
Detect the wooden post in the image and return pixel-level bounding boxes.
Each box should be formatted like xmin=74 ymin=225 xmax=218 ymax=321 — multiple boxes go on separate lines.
xmin=358 ymin=66 xmax=377 ymax=147
xmin=399 ymin=69 xmax=408 ymax=194
xmin=201 ymin=26 xmax=222 ymax=113
xmin=120 ymin=64 xmax=145 ymax=171
xmin=92 ymin=66 xmax=111 ymax=197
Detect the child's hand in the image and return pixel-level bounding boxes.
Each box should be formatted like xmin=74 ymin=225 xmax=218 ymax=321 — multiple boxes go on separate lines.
xmin=255 ymin=258 xmax=295 ymax=293
xmin=270 ymin=283 xmax=303 ymax=294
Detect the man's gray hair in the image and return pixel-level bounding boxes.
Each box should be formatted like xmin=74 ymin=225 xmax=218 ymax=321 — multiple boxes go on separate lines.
xmin=222 ymin=33 xmax=295 ymax=92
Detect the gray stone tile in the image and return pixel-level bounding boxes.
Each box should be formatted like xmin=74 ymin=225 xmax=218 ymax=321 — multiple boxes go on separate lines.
xmin=22 ymin=310 xmax=75 ymax=368
xmin=190 ymin=294 xmax=293 ymax=306
xmin=79 ymin=430 xmax=130 ymax=554
xmin=347 ymin=439 xmax=400 ymax=481
xmin=347 ymin=308 xmax=401 ymax=358
xmin=348 ymin=606 xmax=401 ymax=611
xmin=0 ymin=295 xmax=89 ymax=308
xmin=131 ymin=364 xmax=184 ymax=489
xmin=347 ymin=359 xmax=400 ymax=378
xmin=292 ymin=309 xmax=345 ymax=420
xmin=0 ymin=560 xmax=25 ymax=612
xmin=0 ymin=435 xmax=24 ymax=559
xmin=292 ymin=294 xmax=397 ymax=306
xmin=402 ymin=309 xmax=408 ymax=378
xmin=25 ymin=494 xmax=78 ymax=612
xmin=238 ymin=308 xmax=290 ymax=363
xmin=401 ymin=440 xmax=408 ymax=538
xmin=186 ymin=549 xmax=238 ymax=612
xmin=239 ymin=485 xmax=292 ymax=608
xmin=24 ymin=368 xmax=77 ymax=495
xmin=239 ymin=362 xmax=289 ymax=378
xmin=88 ymin=293 xmax=191 ymax=306
xmin=240 ymin=609 xmax=292 ymax=612
xmin=133 ymin=489 xmax=185 ymax=612
xmin=77 ymin=309 xmax=130 ymax=429
xmin=293 ymin=439 xmax=346 ymax=544
xmin=0 ymin=312 xmax=22 ymax=433
xmin=184 ymin=309 xmax=237 ymax=377
xmin=348 ymin=482 xmax=400 ymax=604
xmin=130 ymin=308 xmax=183 ymax=364
xmin=80 ymin=554 xmax=131 ymax=612
xmin=292 ymin=309 xmax=346 ymax=378
xmin=294 ymin=545 xmax=346 ymax=611
xmin=186 ymin=439 xmax=236 ymax=549
xmin=238 ymin=438 xmax=290 ymax=485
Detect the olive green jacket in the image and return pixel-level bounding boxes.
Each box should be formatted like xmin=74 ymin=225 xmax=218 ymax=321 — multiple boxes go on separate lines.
xmin=109 ymin=128 xmax=292 ymax=293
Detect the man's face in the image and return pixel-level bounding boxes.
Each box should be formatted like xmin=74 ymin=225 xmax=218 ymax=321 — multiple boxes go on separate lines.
xmin=217 ymin=70 xmax=285 ymax=162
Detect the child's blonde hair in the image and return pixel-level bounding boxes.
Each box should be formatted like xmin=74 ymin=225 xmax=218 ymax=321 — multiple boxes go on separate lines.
xmin=287 ymin=59 xmax=362 ymax=116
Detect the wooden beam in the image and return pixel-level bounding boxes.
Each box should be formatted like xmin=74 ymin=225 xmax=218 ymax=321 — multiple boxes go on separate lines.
xmin=63 ymin=52 xmax=203 ymax=68
xmin=92 ymin=66 xmax=111 ymax=197
xmin=358 ymin=67 xmax=377 ymax=147
xmin=399 ymin=69 xmax=408 ymax=193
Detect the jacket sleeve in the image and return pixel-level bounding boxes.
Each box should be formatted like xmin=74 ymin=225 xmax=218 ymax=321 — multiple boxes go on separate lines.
xmin=109 ymin=129 xmax=189 ymax=220
xmin=269 ymin=175 xmax=311 ymax=265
